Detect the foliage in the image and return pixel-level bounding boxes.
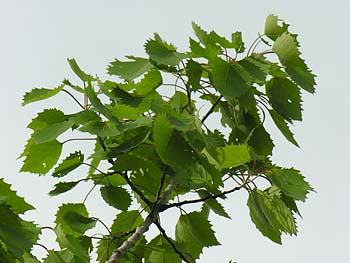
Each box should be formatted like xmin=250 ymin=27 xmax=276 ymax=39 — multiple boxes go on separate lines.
xmin=1 ymin=15 xmax=315 ymax=262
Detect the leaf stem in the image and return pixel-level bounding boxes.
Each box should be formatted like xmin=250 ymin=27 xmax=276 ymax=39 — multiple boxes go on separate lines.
xmin=62 ymin=89 xmax=85 ymax=109
xmin=201 ymin=95 xmax=223 ymax=123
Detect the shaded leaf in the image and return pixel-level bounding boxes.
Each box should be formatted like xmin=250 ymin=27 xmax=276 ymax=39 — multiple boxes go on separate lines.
xmin=248 ymin=125 xmax=274 ymax=157
xmin=145 ymin=235 xmax=181 ymax=263
xmin=52 ymin=151 xmax=84 ymax=178
xmin=197 ymin=190 xmax=230 ymax=218
xmin=186 ymin=60 xmax=202 ymax=91
xmin=0 ymin=179 xmax=34 ymax=214
xmin=100 ymin=186 xmax=132 ymax=211
xmin=49 ymin=181 xmax=80 ymax=196
xmin=32 ymin=120 xmax=74 ymax=144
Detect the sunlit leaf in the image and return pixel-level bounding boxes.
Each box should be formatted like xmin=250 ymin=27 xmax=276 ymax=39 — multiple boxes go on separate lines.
xmin=22 ymin=85 xmax=63 ymax=106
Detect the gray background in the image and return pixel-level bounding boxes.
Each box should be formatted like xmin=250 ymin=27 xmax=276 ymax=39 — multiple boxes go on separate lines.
xmin=1 ymin=0 xmax=348 ymax=262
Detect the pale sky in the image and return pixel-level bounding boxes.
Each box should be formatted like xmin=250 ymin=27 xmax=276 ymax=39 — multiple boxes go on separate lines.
xmin=1 ymin=1 xmax=349 ymax=262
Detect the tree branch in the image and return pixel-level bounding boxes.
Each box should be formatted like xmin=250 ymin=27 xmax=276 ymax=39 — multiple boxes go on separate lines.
xmin=201 ymin=95 xmax=223 ymax=123
xmin=106 ymin=179 xmax=176 ymax=263
xmin=154 ymin=220 xmax=190 ymax=263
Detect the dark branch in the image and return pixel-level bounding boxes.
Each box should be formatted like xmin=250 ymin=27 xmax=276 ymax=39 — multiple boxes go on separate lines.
xmin=201 ymin=95 xmax=223 ymax=123
xmin=62 ymin=88 xmax=85 ymax=109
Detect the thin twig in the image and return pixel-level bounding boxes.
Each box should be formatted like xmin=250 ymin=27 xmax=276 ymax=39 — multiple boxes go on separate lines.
xmin=201 ymin=95 xmax=223 ymax=123
xmin=62 ymin=89 xmax=85 ymax=109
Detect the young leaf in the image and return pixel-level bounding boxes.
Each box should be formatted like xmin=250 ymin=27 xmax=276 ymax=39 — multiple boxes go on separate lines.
xmin=107 ymin=56 xmax=153 ymax=82
xmin=52 ymin=151 xmax=84 ymax=178
xmin=49 ymin=181 xmax=80 ymax=196
xmin=20 ymin=140 xmax=62 ymax=175
xmin=217 ymin=144 xmax=250 ymax=169
xmin=273 ymin=33 xmax=316 ymax=93
xmin=145 ymin=34 xmax=187 ymax=66
xmin=268 ymin=167 xmax=313 ymax=201
xmin=22 ymin=85 xmax=64 ymax=106
xmin=264 ymin=14 xmax=289 ymax=41
xmin=268 ymin=110 xmax=299 ymax=147
xmin=67 ymin=58 xmax=93 ymax=82
xmin=212 ymin=58 xmax=251 ymax=99
xmin=266 ymin=77 xmax=302 ymax=121
xmin=100 ymin=186 xmax=132 ymax=211
xmin=185 ymin=211 xmax=220 ymax=247
xmin=0 ymin=178 xmax=34 ymax=214
xmin=118 ymin=69 xmax=162 ymax=97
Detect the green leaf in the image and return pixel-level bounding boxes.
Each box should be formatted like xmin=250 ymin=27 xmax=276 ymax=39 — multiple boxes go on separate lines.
xmin=67 ymin=58 xmax=93 ymax=82
xmin=0 ymin=204 xmax=40 ymax=261
xmin=175 ymin=214 xmax=204 ymax=261
xmin=69 ymin=110 xmax=101 ymax=126
xmin=28 ymin=109 xmax=66 ymax=132
xmin=79 ymin=120 xmax=121 ymax=137
xmin=107 ymin=56 xmax=153 ymax=82
xmin=212 ymin=58 xmax=251 ymax=99
xmin=145 ymin=34 xmax=187 ymax=66
xmin=217 ymin=144 xmax=250 ymax=169
xmin=110 ymin=210 xmax=143 ymax=234
xmin=273 ymin=33 xmax=316 ymax=93
xmin=185 ymin=211 xmax=220 ymax=247
xmin=231 ymin=31 xmax=245 ymax=53
xmin=247 ymin=190 xmax=282 ymax=244
xmin=186 ymin=60 xmax=202 ymax=91
xmin=55 ymin=203 xmax=95 ymax=236
xmin=248 ymin=125 xmax=274 ymax=157
xmin=49 ymin=181 xmax=80 ymax=196
xmin=55 ymin=224 xmax=90 ymax=261
xmin=145 ymin=235 xmax=181 ymax=263
xmin=0 ymin=179 xmax=34 ymax=214
xmin=197 ymin=190 xmax=230 ymax=218
xmin=268 ymin=110 xmax=299 ymax=147
xmin=100 ymin=186 xmax=132 ymax=211
xmin=153 ymin=113 xmax=174 ymax=162
xmin=32 ymin=120 xmax=74 ymax=144
xmin=268 ymin=167 xmax=313 ymax=201
xmin=52 ymin=151 xmax=84 ymax=178
xmin=20 ymin=140 xmax=62 ymax=175
xmin=264 ymin=15 xmax=289 ymax=41
xmin=43 ymin=250 xmax=74 ymax=263
xmin=266 ymin=77 xmax=302 ymax=121
xmin=22 ymin=85 xmax=64 ymax=106
xmin=238 ymin=54 xmax=270 ymax=85
xmin=119 ymin=69 xmax=162 ymax=97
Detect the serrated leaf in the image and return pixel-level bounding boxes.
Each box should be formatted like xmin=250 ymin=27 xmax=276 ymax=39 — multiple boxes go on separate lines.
xmin=100 ymin=186 xmax=132 ymax=211
xmin=49 ymin=181 xmax=80 ymax=196
xmin=238 ymin=54 xmax=270 ymax=85
xmin=212 ymin=58 xmax=251 ymax=99
xmin=264 ymin=15 xmax=289 ymax=41
xmin=22 ymin=85 xmax=63 ymax=106
xmin=119 ymin=69 xmax=162 ymax=97
xmin=67 ymin=58 xmax=93 ymax=82
xmin=43 ymin=250 xmax=73 ymax=263
xmin=186 ymin=59 xmax=202 ymax=91
xmin=55 ymin=224 xmax=90 ymax=261
xmin=217 ymin=144 xmax=250 ymax=169
xmin=52 ymin=151 xmax=84 ymax=178
xmin=185 ymin=212 xmax=220 ymax=247
xmin=247 ymin=190 xmax=282 ymax=244
xmin=175 ymin=215 xmax=204 ymax=261
xmin=248 ymin=125 xmax=274 ymax=157
xmin=28 ymin=109 xmax=66 ymax=132
xmin=0 ymin=179 xmax=34 ymax=214
xmin=110 ymin=210 xmax=143 ymax=234
xmin=69 ymin=110 xmax=101 ymax=126
xmin=266 ymin=77 xmax=302 ymax=121
xmin=231 ymin=31 xmax=245 ymax=53
xmin=273 ymin=33 xmax=316 ymax=93
xmin=55 ymin=203 xmax=94 ymax=236
xmin=144 ymin=235 xmax=181 ymax=263
xmin=20 ymin=140 xmax=62 ymax=175
xmin=107 ymin=56 xmax=153 ymax=82
xmin=269 ymin=167 xmax=313 ymax=201
xmin=0 ymin=204 xmax=40 ymax=260
xmin=197 ymin=190 xmax=230 ymax=218
xmin=145 ymin=34 xmax=187 ymax=66
xmin=32 ymin=120 xmax=74 ymax=144
xmin=268 ymin=110 xmax=299 ymax=147
xmin=112 ymin=104 xmax=142 ymax=121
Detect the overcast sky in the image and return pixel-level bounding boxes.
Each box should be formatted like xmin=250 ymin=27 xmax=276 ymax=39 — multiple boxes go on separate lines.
xmin=1 ymin=1 xmax=349 ymax=262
